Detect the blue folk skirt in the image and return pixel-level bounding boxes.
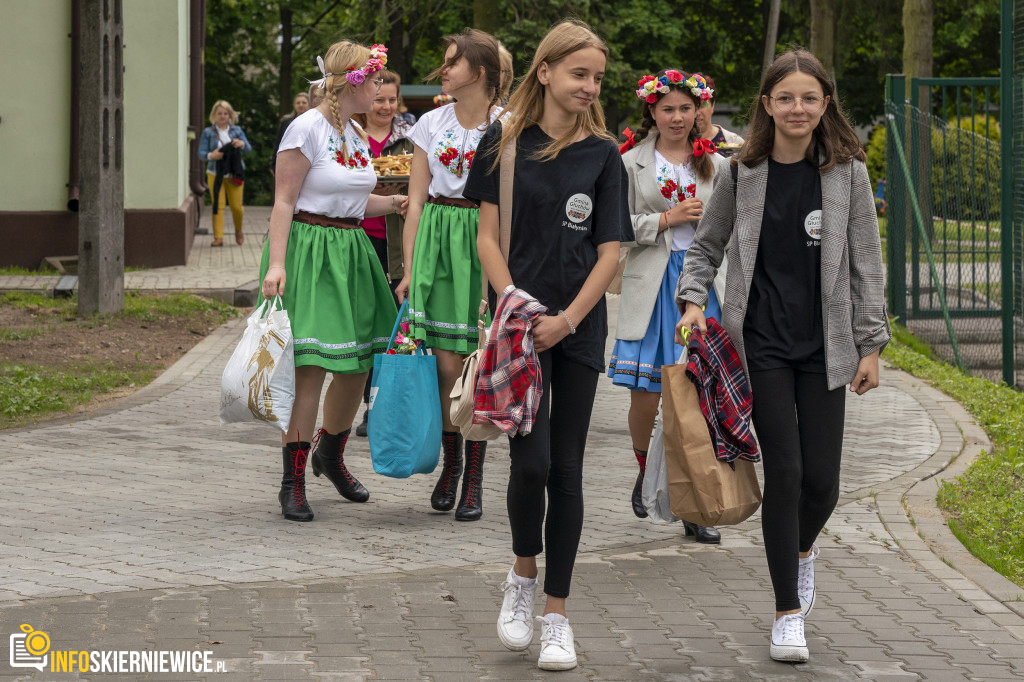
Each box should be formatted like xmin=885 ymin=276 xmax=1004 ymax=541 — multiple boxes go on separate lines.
xmin=607 ymin=250 xmax=722 ymax=392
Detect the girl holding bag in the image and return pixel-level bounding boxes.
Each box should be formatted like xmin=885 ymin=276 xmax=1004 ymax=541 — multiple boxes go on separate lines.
xmin=395 ymin=28 xmax=503 ymax=522
xmin=464 ymin=19 xmax=631 ymax=671
xmin=261 ymin=40 xmax=406 ymax=522
xmin=608 ymin=69 xmax=728 ymax=544
xmin=676 ymin=49 xmax=890 ymax=663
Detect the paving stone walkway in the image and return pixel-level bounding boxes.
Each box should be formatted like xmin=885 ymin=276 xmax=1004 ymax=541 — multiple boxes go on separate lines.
xmin=1 ymin=209 xmax=1022 ymax=680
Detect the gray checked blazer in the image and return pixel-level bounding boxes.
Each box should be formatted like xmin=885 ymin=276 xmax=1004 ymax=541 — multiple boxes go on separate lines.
xmin=675 ymin=156 xmax=891 ymax=390
xmin=614 ymin=132 xmax=729 ymax=340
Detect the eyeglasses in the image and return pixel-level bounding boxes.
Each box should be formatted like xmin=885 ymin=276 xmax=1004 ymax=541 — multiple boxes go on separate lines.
xmin=372 ymin=77 xmax=385 ymax=91
xmin=767 ymin=95 xmax=827 ymax=113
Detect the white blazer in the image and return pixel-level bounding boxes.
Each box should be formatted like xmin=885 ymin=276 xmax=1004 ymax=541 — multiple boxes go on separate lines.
xmin=614 ymin=132 xmax=729 ymax=340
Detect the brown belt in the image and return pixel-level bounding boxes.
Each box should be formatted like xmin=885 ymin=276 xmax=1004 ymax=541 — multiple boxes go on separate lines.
xmin=293 ymin=210 xmax=361 ymax=229
xmin=427 ymin=196 xmax=477 ymax=210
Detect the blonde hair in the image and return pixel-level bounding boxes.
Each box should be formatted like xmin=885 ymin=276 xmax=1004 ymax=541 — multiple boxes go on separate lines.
xmin=491 ymin=19 xmax=614 ymax=171
xmin=498 ymin=43 xmax=514 ymax=103
xmin=320 ymin=40 xmax=372 ymax=161
xmin=208 ymin=100 xmax=239 ymax=125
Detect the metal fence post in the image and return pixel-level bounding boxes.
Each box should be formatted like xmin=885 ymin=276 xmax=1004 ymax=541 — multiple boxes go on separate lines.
xmin=886 ymin=75 xmax=908 ymax=324
xmin=1000 ymin=0 xmax=1015 ymax=386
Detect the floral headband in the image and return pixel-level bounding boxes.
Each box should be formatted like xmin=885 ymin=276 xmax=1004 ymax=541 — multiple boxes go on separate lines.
xmin=311 ymin=44 xmax=388 ymax=90
xmin=635 ymin=70 xmax=715 ymax=104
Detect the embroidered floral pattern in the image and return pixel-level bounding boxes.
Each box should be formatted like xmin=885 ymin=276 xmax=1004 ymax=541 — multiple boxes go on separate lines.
xmin=433 ymin=128 xmax=480 ymax=176
xmin=656 ymin=163 xmax=697 ymax=205
xmin=327 ymin=135 xmax=371 ymax=170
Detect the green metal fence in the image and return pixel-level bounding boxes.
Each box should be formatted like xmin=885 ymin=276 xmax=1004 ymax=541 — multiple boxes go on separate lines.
xmin=1010 ymin=0 xmax=1024 ymax=388
xmin=884 ymin=70 xmax=1019 ymax=386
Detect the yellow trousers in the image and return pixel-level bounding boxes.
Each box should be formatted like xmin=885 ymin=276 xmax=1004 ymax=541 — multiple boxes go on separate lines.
xmin=207 ymin=172 xmax=244 ymax=240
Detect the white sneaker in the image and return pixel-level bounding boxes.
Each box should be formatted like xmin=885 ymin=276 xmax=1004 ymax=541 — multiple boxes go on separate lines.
xmin=537 ymin=613 xmax=577 ymax=670
xmin=497 ymin=568 xmax=536 ymax=651
xmin=770 ymin=613 xmax=809 ymax=662
xmin=798 ymin=544 xmax=820 ymax=617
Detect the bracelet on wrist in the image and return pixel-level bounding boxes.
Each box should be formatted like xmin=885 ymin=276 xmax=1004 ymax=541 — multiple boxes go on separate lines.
xmin=558 ymin=310 xmax=577 ymax=335
xmin=267 ymin=265 xmax=285 ymax=271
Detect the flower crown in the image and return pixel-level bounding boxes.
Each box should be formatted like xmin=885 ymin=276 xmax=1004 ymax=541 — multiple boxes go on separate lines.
xmin=635 ymin=70 xmax=715 ymax=104
xmin=312 ymin=44 xmax=389 ymax=89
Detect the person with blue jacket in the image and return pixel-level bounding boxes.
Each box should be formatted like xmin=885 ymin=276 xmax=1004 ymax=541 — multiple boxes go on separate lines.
xmin=198 ymin=100 xmax=252 ymax=246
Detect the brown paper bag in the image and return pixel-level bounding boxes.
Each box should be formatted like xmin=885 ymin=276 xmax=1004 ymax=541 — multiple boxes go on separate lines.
xmin=661 ymin=363 xmax=762 ymax=526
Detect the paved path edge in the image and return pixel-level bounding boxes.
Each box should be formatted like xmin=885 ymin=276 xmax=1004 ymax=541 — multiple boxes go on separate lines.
xmin=874 ymin=361 xmax=1024 ymax=642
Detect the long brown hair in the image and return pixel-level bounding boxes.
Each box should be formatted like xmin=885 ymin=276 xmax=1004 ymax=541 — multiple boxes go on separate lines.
xmin=633 ymin=69 xmax=714 ymax=183
xmin=739 ymin=48 xmax=864 ymax=172
xmin=490 ymin=18 xmax=615 ymax=171
xmin=427 ymin=28 xmax=502 ymax=125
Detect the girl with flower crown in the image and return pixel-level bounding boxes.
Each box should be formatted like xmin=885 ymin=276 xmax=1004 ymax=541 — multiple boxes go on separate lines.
xmin=260 ymin=40 xmax=406 ymax=523
xmin=394 ymin=28 xmax=504 ymax=523
xmin=608 ymin=70 xmax=728 ymax=543
xmin=676 ymin=49 xmax=889 ymax=663
xmin=464 ymin=18 xmax=630 ymax=672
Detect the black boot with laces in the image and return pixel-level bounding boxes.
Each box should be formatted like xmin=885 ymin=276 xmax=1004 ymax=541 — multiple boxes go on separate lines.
xmin=311 ymin=428 xmax=369 ymax=502
xmin=455 ymin=440 xmax=486 ymax=521
xmin=280 ymin=442 xmax=314 ymax=522
xmin=431 ymin=431 xmax=464 ymax=511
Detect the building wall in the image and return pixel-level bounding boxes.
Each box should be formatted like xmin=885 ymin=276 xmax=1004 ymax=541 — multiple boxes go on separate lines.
xmin=0 ymin=0 xmax=190 ymax=213
xmin=124 ymin=0 xmax=190 ymax=209
xmin=0 ymin=1 xmax=72 ymax=212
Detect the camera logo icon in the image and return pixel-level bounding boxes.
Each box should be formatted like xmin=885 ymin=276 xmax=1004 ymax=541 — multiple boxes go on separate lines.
xmin=9 ymin=624 xmax=49 ymax=671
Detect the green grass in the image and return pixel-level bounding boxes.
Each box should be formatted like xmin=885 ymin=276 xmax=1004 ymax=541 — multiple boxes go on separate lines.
xmin=0 ymin=292 xmax=239 ymax=429
xmin=1 ymin=290 xmax=239 ymax=323
xmin=883 ymin=326 xmax=1024 ymax=588
xmin=0 ymin=327 xmax=45 ymax=342
xmin=0 ymin=265 xmax=150 ymax=276
xmin=0 ymin=362 xmax=155 ymax=421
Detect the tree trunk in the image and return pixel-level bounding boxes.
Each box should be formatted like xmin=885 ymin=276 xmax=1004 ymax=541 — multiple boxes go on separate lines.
xmin=763 ymin=0 xmax=781 ymax=72
xmin=903 ymin=0 xmax=934 ymax=240
xmin=810 ymin=0 xmax=836 ymax=75
xmin=279 ymin=6 xmax=293 ymax=116
xmin=902 ymin=0 xmax=933 ymax=81
xmin=473 ymin=0 xmax=499 ymax=34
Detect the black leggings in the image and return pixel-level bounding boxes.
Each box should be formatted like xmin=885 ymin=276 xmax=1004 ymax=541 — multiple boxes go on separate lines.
xmin=748 ymin=368 xmax=846 ymax=612
xmin=507 ymin=347 xmax=598 ymax=599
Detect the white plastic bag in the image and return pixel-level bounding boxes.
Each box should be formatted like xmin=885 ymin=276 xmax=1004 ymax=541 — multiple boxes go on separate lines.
xmin=642 ymin=348 xmax=685 ymax=524
xmin=642 ymin=416 xmax=679 ymax=524
xmin=220 ymin=296 xmax=295 ymax=433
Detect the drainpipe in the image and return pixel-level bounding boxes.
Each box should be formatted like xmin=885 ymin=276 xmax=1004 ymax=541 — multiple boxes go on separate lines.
xmin=67 ymin=0 xmax=81 ymax=212
xmin=188 ymin=0 xmax=207 ymax=222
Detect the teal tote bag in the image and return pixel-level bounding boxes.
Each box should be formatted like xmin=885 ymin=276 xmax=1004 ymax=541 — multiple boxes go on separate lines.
xmin=367 ymin=301 xmax=442 ymax=478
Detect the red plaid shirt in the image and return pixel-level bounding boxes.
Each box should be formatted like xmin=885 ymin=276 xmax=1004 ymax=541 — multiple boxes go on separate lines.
xmin=686 ymin=318 xmax=760 ymax=464
xmin=473 ymin=286 xmax=548 ymax=436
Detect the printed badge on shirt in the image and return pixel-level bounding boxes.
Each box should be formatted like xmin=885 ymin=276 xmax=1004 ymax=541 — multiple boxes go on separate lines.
xmin=804 ymin=209 xmax=822 ymax=247
xmin=562 ymin=193 xmax=594 ymax=232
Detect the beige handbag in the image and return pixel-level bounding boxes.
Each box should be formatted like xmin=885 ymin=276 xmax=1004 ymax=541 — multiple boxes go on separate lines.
xmin=448 ymin=127 xmax=515 ymax=440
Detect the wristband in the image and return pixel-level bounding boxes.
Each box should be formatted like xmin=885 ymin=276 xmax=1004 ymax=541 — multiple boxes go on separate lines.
xmin=558 ymin=310 xmax=577 ymax=335
xmin=267 ymin=265 xmax=285 ymax=271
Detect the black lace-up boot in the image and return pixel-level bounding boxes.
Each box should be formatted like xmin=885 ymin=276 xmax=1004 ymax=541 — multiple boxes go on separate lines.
xmin=311 ymin=428 xmax=369 ymax=502
xmin=455 ymin=440 xmax=486 ymax=521
xmin=280 ymin=442 xmax=314 ymax=522
xmin=431 ymin=431 xmax=464 ymax=511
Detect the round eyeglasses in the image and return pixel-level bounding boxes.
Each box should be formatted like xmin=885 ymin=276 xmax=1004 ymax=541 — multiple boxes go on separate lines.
xmin=767 ymin=95 xmax=827 ymax=113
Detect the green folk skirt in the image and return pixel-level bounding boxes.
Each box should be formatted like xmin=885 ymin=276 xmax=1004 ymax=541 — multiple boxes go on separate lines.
xmin=407 ymin=202 xmax=483 ymax=353
xmin=258 ymin=219 xmax=398 ymax=374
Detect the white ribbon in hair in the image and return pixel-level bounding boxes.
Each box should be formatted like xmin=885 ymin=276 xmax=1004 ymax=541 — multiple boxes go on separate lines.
xmin=308 ymin=55 xmax=332 ymax=89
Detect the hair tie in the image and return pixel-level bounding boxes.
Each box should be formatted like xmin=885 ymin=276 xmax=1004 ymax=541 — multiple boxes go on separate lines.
xmin=693 ymin=138 xmax=717 ymax=157
xmin=307 ymin=55 xmax=333 ymax=90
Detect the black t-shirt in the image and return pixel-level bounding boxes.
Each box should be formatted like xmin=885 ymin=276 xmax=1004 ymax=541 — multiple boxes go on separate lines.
xmin=463 ymin=123 xmax=632 ymax=373
xmin=743 ymin=158 xmax=826 ymax=372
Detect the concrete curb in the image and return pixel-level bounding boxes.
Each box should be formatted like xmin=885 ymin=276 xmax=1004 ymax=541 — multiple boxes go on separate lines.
xmin=874 ymin=361 xmax=1024 ymax=643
